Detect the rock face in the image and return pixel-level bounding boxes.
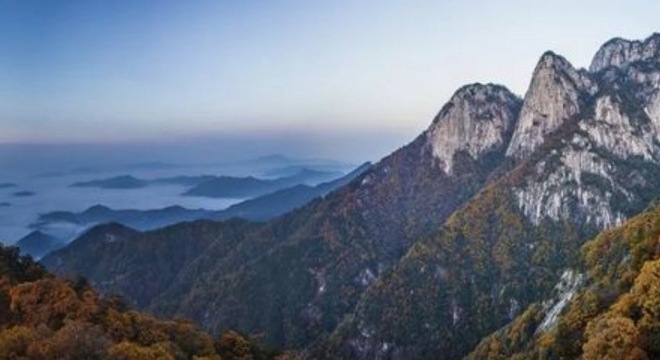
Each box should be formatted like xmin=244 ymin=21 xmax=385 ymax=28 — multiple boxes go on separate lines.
xmin=513 ymin=92 xmax=660 ymax=228
xmin=590 ymin=33 xmax=660 ymax=134
xmin=506 ymin=52 xmax=597 ymax=160
xmin=513 ymin=34 xmax=660 ymax=229
xmin=629 ymin=65 xmax=660 ymax=127
xmin=590 ymin=33 xmax=660 ymax=72
xmin=427 ymin=84 xmax=521 ymax=174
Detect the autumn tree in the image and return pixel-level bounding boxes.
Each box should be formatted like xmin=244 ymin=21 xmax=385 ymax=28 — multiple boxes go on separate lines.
xmin=632 ymin=259 xmax=660 ymax=354
xmin=106 ymin=341 xmax=175 ymax=360
xmin=0 ymin=326 xmax=36 ymax=359
xmin=217 ymin=330 xmax=255 ymax=360
xmin=582 ymin=316 xmax=647 ymax=360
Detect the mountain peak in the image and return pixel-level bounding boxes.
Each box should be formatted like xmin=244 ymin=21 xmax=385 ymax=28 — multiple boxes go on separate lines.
xmin=427 ymin=83 xmax=522 ymax=174
xmin=536 ymin=51 xmax=576 ymax=73
xmin=590 ymin=33 xmax=660 ymax=72
xmin=505 ymin=50 xmax=596 ymax=159
xmin=16 ymin=230 xmax=62 ymax=259
xmin=449 ymin=82 xmax=513 ymax=100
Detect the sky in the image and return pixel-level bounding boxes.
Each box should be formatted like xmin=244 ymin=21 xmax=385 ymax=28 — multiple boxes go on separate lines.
xmin=1 ymin=0 xmax=659 ymax=162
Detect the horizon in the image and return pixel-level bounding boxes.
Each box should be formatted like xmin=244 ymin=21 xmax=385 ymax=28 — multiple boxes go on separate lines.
xmin=2 ymin=0 xmax=660 ymax=163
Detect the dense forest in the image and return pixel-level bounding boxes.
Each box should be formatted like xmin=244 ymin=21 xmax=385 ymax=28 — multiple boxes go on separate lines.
xmin=467 ymin=200 xmax=660 ymax=359
xmin=7 ymin=202 xmax=660 ymax=359
xmin=0 ymin=244 xmax=282 ymax=360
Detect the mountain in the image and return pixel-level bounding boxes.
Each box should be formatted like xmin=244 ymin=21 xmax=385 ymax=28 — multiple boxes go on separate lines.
xmin=212 ymin=162 xmax=372 ymax=221
xmin=69 ymin=169 xmax=342 ymax=195
xmin=0 ymin=244 xmax=275 ymax=359
xmin=70 ymin=175 xmax=149 ymax=189
xmin=44 ymin=82 xmax=522 ymax=350
xmin=505 ymin=51 xmax=597 ymax=160
xmin=151 ymin=174 xmax=218 ymax=186
xmin=35 ymin=205 xmax=215 ymax=232
xmin=264 ymin=165 xmax=337 ymax=178
xmin=466 ymin=200 xmax=660 ymax=359
xmin=69 ymin=174 xmax=241 ymax=189
xmin=32 ymin=164 xmax=370 ymax=234
xmin=43 ymin=221 xmax=258 ymax=310
xmin=311 ymin=33 xmax=660 ymax=359
xmin=590 ymin=34 xmax=660 ymax=72
xmin=42 ymin=33 xmax=660 ymax=359
xmin=12 ymin=190 xmax=35 ymax=197
xmin=15 ymin=230 xmax=64 ymax=259
xmin=184 ymin=168 xmax=342 ymax=198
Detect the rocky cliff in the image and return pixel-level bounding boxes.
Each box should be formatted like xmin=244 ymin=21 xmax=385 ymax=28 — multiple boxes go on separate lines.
xmin=590 ymin=33 xmax=660 ymax=72
xmin=428 ymin=83 xmax=520 ymax=174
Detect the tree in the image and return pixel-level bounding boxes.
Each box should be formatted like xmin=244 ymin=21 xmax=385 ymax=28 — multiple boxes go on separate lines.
xmin=0 ymin=326 xmax=36 ymax=360
xmin=106 ymin=341 xmax=175 ymax=360
xmin=632 ymin=259 xmax=660 ymax=353
xmin=582 ymin=316 xmax=647 ymax=360
xmin=26 ymin=320 xmax=109 ymax=360
xmin=217 ymin=330 xmax=254 ymax=360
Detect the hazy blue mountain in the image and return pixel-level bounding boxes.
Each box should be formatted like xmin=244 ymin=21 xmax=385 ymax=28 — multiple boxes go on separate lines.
xmin=150 ymin=175 xmax=218 ymax=186
xmin=34 ymin=205 xmax=214 ymax=232
xmin=69 ymin=174 xmax=222 ymax=189
xmin=12 ymin=191 xmax=35 ymax=197
xmin=70 ymin=175 xmax=149 ymax=189
xmin=33 ymin=164 xmax=369 ymax=235
xmin=15 ymin=230 xmax=64 ymax=259
xmin=68 ymin=168 xmax=340 ymax=195
xmin=215 ymin=162 xmax=371 ymax=220
xmin=183 ymin=168 xmax=341 ymax=198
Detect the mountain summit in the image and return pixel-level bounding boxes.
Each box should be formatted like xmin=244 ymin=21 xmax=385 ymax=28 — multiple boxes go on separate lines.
xmin=428 ymin=83 xmax=521 ymax=174
xmin=590 ymin=33 xmax=660 ymax=72
xmin=506 ymin=51 xmax=597 ymax=160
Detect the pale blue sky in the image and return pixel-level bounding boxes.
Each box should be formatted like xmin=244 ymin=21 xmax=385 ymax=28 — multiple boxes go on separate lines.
xmin=1 ymin=0 xmax=659 ymax=159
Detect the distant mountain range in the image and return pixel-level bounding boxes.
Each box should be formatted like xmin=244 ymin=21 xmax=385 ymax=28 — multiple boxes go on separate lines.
xmin=71 ymin=175 xmax=151 ymax=189
xmin=42 ymin=33 xmax=660 ymax=359
xmin=70 ymin=174 xmax=221 ymax=189
xmin=12 ymin=190 xmax=35 ymax=197
xmin=183 ymin=168 xmax=342 ymax=198
xmin=69 ymin=168 xmax=342 ymax=198
xmin=32 ymin=154 xmax=351 ymax=179
xmin=24 ymin=163 xmax=370 ymax=257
